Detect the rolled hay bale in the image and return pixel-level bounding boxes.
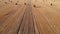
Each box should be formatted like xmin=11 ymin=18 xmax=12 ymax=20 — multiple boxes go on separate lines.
xmin=15 ymin=3 xmax=18 ymax=5
xmin=5 ymin=2 xmax=8 ymax=4
xmin=50 ymin=3 xmax=52 ymax=6
xmin=2 ymin=0 xmax=4 ymax=1
xmin=10 ymin=1 xmax=12 ymax=3
xmin=8 ymin=0 xmax=12 ymax=3
xmin=0 ymin=1 xmax=1 ymax=2
xmin=33 ymin=5 xmax=36 ymax=7
xmin=17 ymin=1 xmax=19 ymax=2
xmin=24 ymin=3 xmax=26 ymax=5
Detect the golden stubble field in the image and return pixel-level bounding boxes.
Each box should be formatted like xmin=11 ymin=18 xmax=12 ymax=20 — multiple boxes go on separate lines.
xmin=0 ymin=0 xmax=60 ymax=34
xmin=32 ymin=0 xmax=60 ymax=34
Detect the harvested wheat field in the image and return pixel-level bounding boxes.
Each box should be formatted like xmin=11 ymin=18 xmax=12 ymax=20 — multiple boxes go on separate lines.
xmin=0 ymin=0 xmax=60 ymax=34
